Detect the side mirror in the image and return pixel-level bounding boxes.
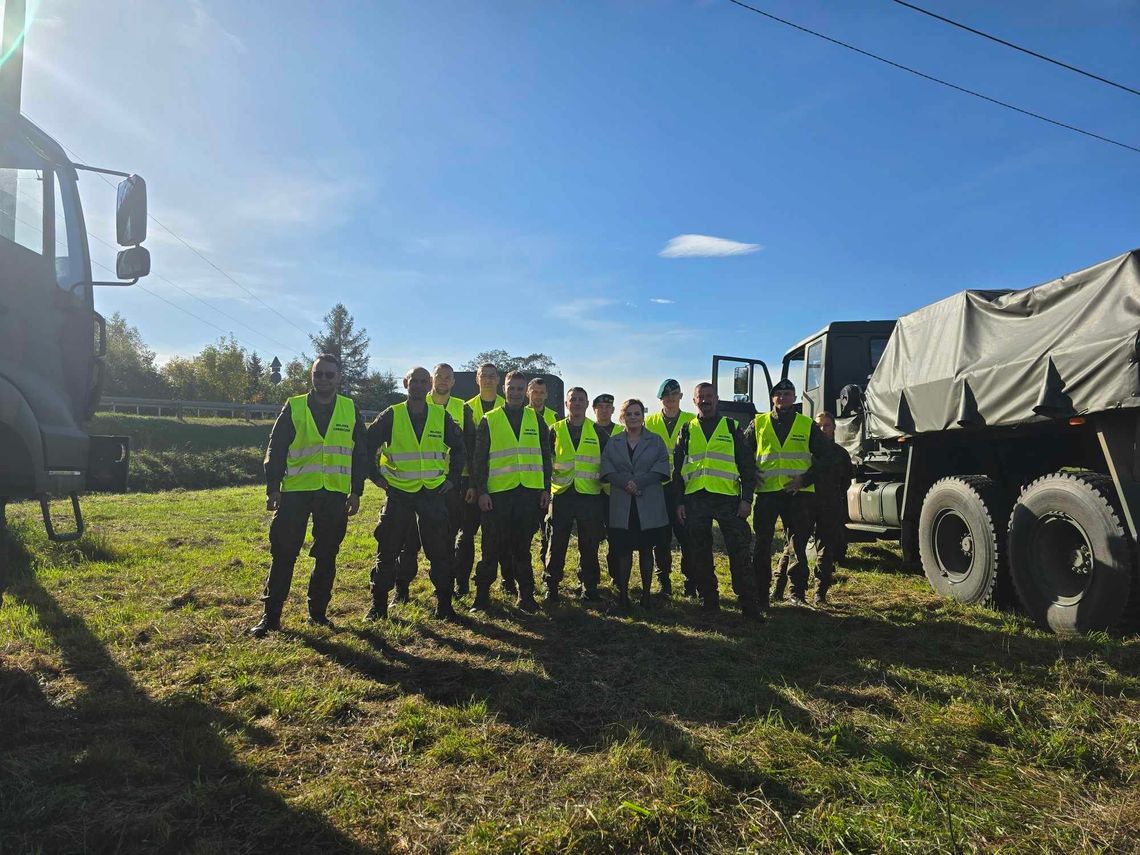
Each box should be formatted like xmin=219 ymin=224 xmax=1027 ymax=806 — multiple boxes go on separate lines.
xmin=116 ymin=246 xmax=151 ymax=280
xmin=116 ymin=174 xmax=147 ymax=246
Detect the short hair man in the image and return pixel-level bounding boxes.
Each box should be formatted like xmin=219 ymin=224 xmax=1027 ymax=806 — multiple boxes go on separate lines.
xmin=543 ymin=386 xmax=607 ymax=605
xmin=252 ymin=354 xmax=366 ymax=636
xmin=672 ymin=382 xmax=763 ymax=618
xmin=472 ymin=370 xmax=553 ymax=612
xmin=366 ymin=366 xmax=466 ymax=620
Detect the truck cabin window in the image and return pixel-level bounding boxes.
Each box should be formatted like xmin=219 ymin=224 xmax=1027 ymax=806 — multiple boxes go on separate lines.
xmin=869 ymin=336 xmax=888 ymax=372
xmin=805 ymin=339 xmax=823 ymax=391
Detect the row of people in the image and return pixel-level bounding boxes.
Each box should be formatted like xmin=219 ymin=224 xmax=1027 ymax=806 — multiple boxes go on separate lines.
xmin=249 ymin=356 xmax=852 ymax=635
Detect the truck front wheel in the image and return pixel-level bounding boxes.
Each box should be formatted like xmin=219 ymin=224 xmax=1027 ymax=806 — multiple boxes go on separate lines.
xmin=918 ymin=476 xmax=1006 ymax=605
xmin=1008 ymin=471 xmax=1134 ymax=635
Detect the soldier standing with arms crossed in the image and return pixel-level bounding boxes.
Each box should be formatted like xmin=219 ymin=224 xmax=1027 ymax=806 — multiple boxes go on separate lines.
xmin=645 ymin=379 xmax=696 ymax=597
xmin=673 ymin=383 xmax=763 ymax=619
xmin=366 ymin=367 xmax=466 ymax=621
xmin=544 ymin=387 xmax=606 ymax=605
xmin=252 ymin=354 xmax=367 ymax=636
xmin=472 ymin=370 xmax=553 ymax=613
xmin=744 ymin=378 xmax=827 ymax=608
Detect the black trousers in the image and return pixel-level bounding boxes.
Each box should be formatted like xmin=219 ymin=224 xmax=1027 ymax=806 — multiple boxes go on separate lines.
xmin=685 ymin=490 xmax=758 ymax=607
xmin=543 ymin=488 xmax=604 ymax=594
xmin=475 ymin=487 xmax=543 ymax=597
xmin=395 ymin=484 xmax=465 ymax=585
xmin=654 ymin=486 xmax=693 ymax=589
xmin=752 ymin=490 xmax=815 ymax=606
xmin=463 ymin=490 xmax=514 ymax=584
xmin=774 ymin=494 xmax=845 ymax=595
xmin=261 ymin=489 xmax=349 ymax=617
xmin=371 ymin=487 xmax=453 ymax=605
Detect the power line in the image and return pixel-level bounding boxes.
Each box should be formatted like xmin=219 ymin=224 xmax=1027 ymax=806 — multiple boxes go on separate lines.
xmin=14 ymin=181 xmax=301 ymax=354
xmin=46 ymin=132 xmax=316 ymax=338
xmin=888 ymin=0 xmax=1140 ymax=98
xmin=725 ymin=0 xmax=1140 ymax=156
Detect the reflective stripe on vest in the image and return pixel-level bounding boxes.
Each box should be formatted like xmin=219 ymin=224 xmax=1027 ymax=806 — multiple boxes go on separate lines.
xmin=754 ymin=412 xmax=815 ymax=493
xmin=434 ymin=395 xmax=469 ymax=477
xmin=551 ymin=418 xmax=601 ymax=496
xmin=466 ymin=394 xmax=505 ymax=424
xmin=378 ymin=402 xmax=448 ymax=493
xmin=486 ymin=407 xmax=544 ymax=493
xmin=681 ymin=417 xmax=741 ymax=497
xmin=645 ymin=410 xmax=695 ymax=484
xmin=282 ymin=394 xmax=355 ymax=494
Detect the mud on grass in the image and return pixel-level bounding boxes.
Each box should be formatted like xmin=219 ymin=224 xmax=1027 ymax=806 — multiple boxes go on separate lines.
xmin=3 ymin=486 xmax=1140 ymax=853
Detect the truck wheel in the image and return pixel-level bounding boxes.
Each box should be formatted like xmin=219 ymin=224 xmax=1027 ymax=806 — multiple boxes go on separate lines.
xmin=918 ymin=476 xmax=1006 ymax=605
xmin=1007 ymin=471 xmax=1134 ymax=635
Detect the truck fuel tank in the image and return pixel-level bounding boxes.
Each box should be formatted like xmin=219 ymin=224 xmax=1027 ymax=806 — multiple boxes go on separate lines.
xmin=848 ymin=480 xmax=903 ymax=528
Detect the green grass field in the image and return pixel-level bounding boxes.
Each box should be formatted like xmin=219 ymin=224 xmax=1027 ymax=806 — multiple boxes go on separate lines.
xmin=3 ymin=486 xmax=1139 ymax=853
xmin=89 ymin=413 xmax=273 ymax=491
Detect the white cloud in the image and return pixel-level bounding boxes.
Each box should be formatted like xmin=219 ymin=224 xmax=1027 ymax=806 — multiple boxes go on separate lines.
xmin=649 ymin=297 xmax=675 ymax=304
xmin=659 ymin=234 xmax=762 ymax=258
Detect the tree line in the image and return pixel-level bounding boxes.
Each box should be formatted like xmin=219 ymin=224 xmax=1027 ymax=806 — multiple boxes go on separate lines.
xmin=103 ymin=303 xmax=558 ymax=411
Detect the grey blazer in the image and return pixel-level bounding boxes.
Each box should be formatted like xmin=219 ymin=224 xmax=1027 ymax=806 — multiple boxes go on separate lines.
xmin=600 ymin=429 xmax=671 ymax=530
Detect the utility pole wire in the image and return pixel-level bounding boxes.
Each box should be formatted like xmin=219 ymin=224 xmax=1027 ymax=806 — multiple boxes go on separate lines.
xmin=724 ymin=0 xmax=1140 ymax=156
xmin=889 ymin=0 xmax=1140 ymax=98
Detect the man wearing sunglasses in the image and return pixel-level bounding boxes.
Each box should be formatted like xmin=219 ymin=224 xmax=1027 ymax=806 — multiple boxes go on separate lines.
xmin=252 ymin=354 xmax=368 ymax=636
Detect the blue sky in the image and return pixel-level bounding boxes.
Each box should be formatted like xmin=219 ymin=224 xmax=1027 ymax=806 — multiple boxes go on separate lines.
xmin=17 ymin=0 xmax=1140 ymax=407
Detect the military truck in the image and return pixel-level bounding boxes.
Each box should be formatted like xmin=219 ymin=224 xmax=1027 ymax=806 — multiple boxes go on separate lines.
xmin=715 ymin=250 xmax=1140 ymax=635
xmin=1 ymin=1 xmax=151 ymax=562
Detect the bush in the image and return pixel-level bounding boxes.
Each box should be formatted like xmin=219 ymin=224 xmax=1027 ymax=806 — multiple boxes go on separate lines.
xmin=128 ymin=447 xmax=264 ymax=492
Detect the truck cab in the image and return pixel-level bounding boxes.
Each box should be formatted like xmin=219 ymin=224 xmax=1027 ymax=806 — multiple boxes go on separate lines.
xmin=779 ymin=321 xmax=895 ymax=418
xmin=1 ymin=107 xmax=149 ymax=539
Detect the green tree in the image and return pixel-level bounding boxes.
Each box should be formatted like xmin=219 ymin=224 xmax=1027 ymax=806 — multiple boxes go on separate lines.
xmin=461 ymin=350 xmax=558 ymax=375
xmin=309 ymin=303 xmax=370 ymax=395
xmin=103 ymin=312 xmax=169 ymax=397
xmin=357 ymin=369 xmax=404 ymax=412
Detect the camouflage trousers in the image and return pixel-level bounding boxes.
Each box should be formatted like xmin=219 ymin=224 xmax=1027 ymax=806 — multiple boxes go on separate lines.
xmin=684 ymin=490 xmax=759 ymax=609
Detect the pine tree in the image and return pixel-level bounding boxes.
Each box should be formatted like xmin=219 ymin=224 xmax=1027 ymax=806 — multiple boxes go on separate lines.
xmin=309 ymin=304 xmax=370 ymax=394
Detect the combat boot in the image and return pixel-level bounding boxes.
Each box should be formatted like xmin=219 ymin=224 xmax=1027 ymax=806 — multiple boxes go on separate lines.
xmin=789 ymin=591 xmax=810 ymax=608
xmin=249 ymin=612 xmax=281 ymax=638
xmin=682 ymin=580 xmax=699 ymax=598
xmin=544 ymin=587 xmax=560 ymax=608
xmin=702 ymin=592 xmax=721 ymax=612
xmin=454 ymin=578 xmax=470 ymax=598
xmin=773 ymin=576 xmax=787 ymax=602
xmin=365 ymin=598 xmax=388 ymax=621
xmin=501 ymin=577 xmax=518 ymax=597
xmin=517 ymin=594 xmax=540 ymax=614
xmin=658 ymin=576 xmax=673 ymax=598
xmin=471 ymin=586 xmax=492 ymax=612
xmin=813 ymin=586 xmax=829 ymax=606
xmin=394 ymin=582 xmax=411 ymax=603
xmin=307 ymin=612 xmax=334 ymax=629
xmin=436 ymin=599 xmax=458 ymax=622
xmin=741 ymin=602 xmax=767 ymax=622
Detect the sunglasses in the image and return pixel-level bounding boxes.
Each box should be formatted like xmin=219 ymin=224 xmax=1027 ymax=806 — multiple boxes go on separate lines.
xmin=312 ymin=370 xmax=337 ymax=379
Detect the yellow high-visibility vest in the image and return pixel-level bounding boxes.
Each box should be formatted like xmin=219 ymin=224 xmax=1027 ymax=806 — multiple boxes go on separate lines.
xmin=282 ymin=394 xmax=355 ymax=494
xmin=551 ymin=418 xmax=601 ymax=496
xmin=681 ymin=417 xmax=741 ymax=497
xmin=485 ymin=407 xmax=544 ymax=493
xmin=532 ymin=406 xmax=557 ymax=428
xmin=645 ymin=410 xmax=695 ymax=484
xmin=378 ymin=402 xmax=448 ymax=493
xmin=434 ymin=395 xmax=469 ymax=477
xmin=754 ymin=412 xmax=815 ymax=494
xmin=467 ymin=394 xmax=504 ymax=423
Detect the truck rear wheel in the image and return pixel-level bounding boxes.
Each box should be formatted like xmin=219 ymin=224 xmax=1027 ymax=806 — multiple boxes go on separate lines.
xmin=1008 ymin=471 xmax=1134 ymax=635
xmin=918 ymin=476 xmax=1006 ymax=605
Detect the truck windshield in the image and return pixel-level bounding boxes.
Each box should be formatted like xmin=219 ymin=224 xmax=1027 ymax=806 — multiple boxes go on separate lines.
xmin=0 ymin=130 xmax=87 ymax=292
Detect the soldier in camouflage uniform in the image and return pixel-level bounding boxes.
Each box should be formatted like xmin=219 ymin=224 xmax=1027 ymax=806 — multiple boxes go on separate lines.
xmin=671 ymin=383 xmax=763 ymax=619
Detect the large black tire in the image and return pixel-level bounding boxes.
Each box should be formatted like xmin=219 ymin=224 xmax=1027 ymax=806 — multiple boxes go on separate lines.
xmin=918 ymin=476 xmax=1008 ymax=605
xmin=1008 ymin=471 xmax=1135 ymax=635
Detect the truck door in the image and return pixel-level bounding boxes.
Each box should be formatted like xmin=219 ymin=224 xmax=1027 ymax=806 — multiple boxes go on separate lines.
xmin=801 ymin=337 xmax=825 ymax=418
xmin=711 ymin=355 xmax=772 ymax=421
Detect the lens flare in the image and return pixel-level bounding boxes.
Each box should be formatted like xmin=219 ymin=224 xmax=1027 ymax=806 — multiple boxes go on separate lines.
xmin=0 ymin=0 xmax=43 ymax=74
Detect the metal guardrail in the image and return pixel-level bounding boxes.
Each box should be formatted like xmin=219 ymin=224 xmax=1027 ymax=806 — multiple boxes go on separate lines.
xmin=98 ymin=396 xmax=381 ymax=421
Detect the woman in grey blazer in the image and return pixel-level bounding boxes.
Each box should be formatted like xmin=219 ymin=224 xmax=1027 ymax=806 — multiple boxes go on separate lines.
xmin=600 ymin=399 xmax=672 ymax=610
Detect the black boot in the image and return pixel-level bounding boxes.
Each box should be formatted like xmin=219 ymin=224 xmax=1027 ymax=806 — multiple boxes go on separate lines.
xmin=741 ymin=601 xmax=766 ymax=622
xmin=365 ymin=598 xmax=388 ymax=621
xmin=249 ymin=612 xmax=281 ymax=638
xmin=472 ymin=585 xmax=492 ymax=612
xmin=454 ymin=577 xmax=470 ymax=598
xmin=773 ymin=575 xmax=787 ymax=602
xmin=436 ymin=598 xmax=458 ymax=621
xmin=658 ymin=575 xmax=672 ymax=598
xmin=307 ymin=612 xmax=334 ymax=628
xmin=517 ymin=593 xmax=540 ymax=613
xmin=702 ymin=591 xmax=721 ymax=612
xmin=544 ymin=586 xmax=560 ymax=608
xmin=813 ymin=585 xmax=829 ymax=606
xmin=394 ymin=582 xmax=411 ymax=603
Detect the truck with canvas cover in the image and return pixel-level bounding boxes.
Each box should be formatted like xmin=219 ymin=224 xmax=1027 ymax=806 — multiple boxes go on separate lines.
xmin=721 ymin=250 xmax=1140 ymax=635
